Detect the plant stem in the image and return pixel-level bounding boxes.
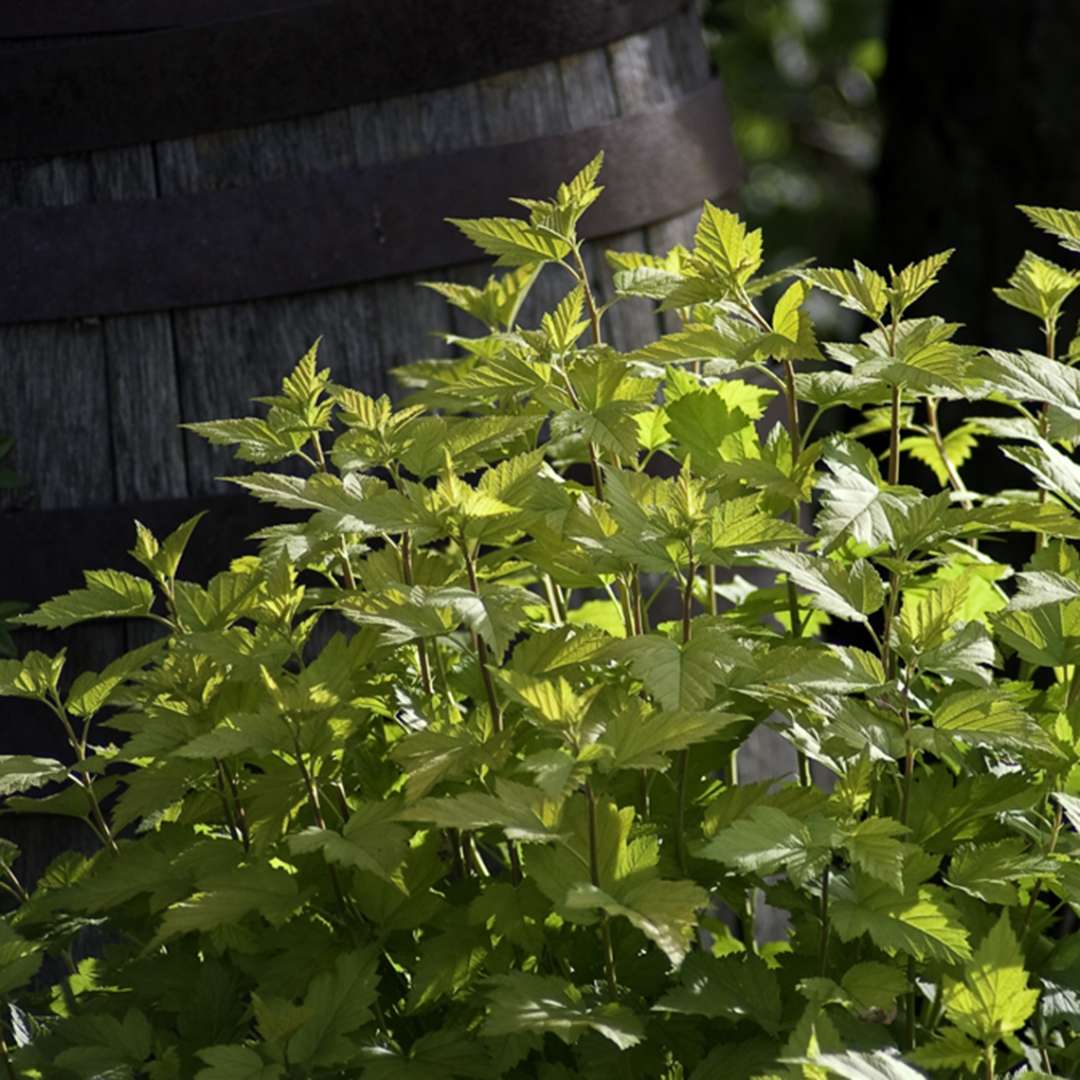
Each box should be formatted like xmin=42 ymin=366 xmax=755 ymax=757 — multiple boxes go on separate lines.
xmin=1022 ymin=802 xmax=1064 ymax=940
xmin=400 ymin=531 xmax=434 ymax=699
xmin=889 ymin=385 xmax=902 ymax=487
xmin=906 ymin=956 xmax=917 ymax=1051
xmin=675 ymin=556 xmax=695 ymax=875
xmin=899 ymin=665 xmax=915 ymax=827
xmin=214 ymin=758 xmax=244 ymax=847
xmin=219 ymin=759 xmax=250 ymax=852
xmin=0 ymin=1024 xmax=18 ymax=1080
xmin=46 ymin=695 xmax=119 ymax=855
xmin=585 ymin=782 xmax=618 ymax=994
xmin=543 ymin=574 xmax=564 ymax=625
xmin=459 ymin=539 xmax=503 ymax=734
xmin=818 ymin=866 xmax=830 ymax=975
xmin=926 ymin=398 xmax=972 ymax=508
xmin=572 ymin=246 xmax=603 ymax=349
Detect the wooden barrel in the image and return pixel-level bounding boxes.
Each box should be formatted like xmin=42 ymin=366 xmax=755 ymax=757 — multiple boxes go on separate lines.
xmin=0 ymin=1 xmax=739 ymax=837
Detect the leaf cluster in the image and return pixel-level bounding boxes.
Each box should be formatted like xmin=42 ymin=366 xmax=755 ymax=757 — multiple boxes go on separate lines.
xmin=0 ymin=162 xmax=1078 ymax=1080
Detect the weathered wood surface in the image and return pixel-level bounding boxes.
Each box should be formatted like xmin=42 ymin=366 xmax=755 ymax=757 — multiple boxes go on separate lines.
xmin=2 ymin=8 xmax=717 ymax=513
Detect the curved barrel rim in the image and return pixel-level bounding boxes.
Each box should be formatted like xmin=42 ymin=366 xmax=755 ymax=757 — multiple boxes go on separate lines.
xmin=0 ymin=0 xmax=690 ymax=159
xmin=1 ymin=81 xmax=741 ymax=324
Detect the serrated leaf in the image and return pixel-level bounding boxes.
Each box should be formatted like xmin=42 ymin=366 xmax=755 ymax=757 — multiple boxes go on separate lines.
xmin=448 ymin=216 xmax=571 ymax=267
xmin=994 ymin=250 xmax=1078 ymax=322
xmin=287 ymin=950 xmax=378 ymax=1067
xmin=567 ymin=879 xmax=707 ymax=965
xmin=941 ymin=913 xmax=1040 ymax=1043
xmin=0 ymin=756 xmax=67 ymax=797
xmin=655 ymin=953 xmax=781 ymax=1034
xmin=945 ymin=839 xmax=1056 ymax=905
xmin=815 ymin=439 xmax=911 ymax=552
xmin=691 ymin=203 xmax=763 ymax=287
xmin=183 ymin=416 xmax=305 ymax=464
xmin=599 ymin=705 xmax=744 ymax=771
xmin=799 ymin=263 xmax=887 ymax=321
xmin=807 ymin=1051 xmax=927 ymax=1080
xmin=1019 ymin=204 xmax=1080 ymax=254
xmin=934 ymin=688 xmax=1059 ymax=756
xmin=15 ymin=569 xmax=154 ymax=629
xmin=483 ymin=974 xmax=643 ymax=1049
xmin=829 ymin=875 xmax=971 ymax=962
xmin=605 ymin=633 xmax=725 ymax=712
xmin=195 ymin=1046 xmax=284 ymax=1080
xmin=758 ymin=551 xmax=884 ymax=622
xmin=844 ymin=818 xmax=910 ymax=892
xmin=1003 ymin=437 xmax=1080 ymax=508
xmin=697 ymin=806 xmax=836 ymax=887
xmin=888 ymin=249 xmax=954 ymax=314
xmin=406 ymin=929 xmax=489 ymax=1010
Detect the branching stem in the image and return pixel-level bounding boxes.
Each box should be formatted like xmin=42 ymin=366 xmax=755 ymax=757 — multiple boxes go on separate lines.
xmin=585 ymin=782 xmax=618 ymax=995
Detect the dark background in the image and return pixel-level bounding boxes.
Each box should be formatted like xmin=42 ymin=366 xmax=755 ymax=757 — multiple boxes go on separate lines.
xmin=708 ymin=0 xmax=1080 ymax=351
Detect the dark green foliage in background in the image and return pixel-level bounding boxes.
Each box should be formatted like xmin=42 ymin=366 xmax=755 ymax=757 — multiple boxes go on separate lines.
xmin=704 ymin=0 xmax=887 ymax=280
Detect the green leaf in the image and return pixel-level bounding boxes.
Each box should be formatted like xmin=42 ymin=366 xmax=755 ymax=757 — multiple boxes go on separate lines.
xmin=599 ymin=704 xmax=745 ymax=772
xmin=815 ymin=439 xmax=912 ymax=552
xmin=566 ymin=879 xmax=708 ymax=965
xmin=627 ymin=322 xmax=760 ymax=368
xmin=697 ymin=806 xmax=836 ymax=887
xmin=157 ymin=865 xmax=300 ymax=941
xmin=799 ymin=262 xmax=888 ymax=321
xmin=839 ymin=963 xmax=908 ymax=1015
xmin=440 ymin=584 xmax=537 ymax=658
xmin=289 ymin=802 xmax=410 ymax=882
xmin=287 ymin=950 xmax=379 ymax=1067
xmin=15 ymin=569 xmax=155 ymax=629
xmin=758 ymin=550 xmax=884 ymax=622
xmin=406 ymin=929 xmax=489 ymax=1010
xmin=897 ymin=425 xmax=979 ymax=487
xmin=806 ymin=1051 xmax=927 ymax=1080
xmin=195 ymin=1046 xmax=284 ymax=1080
xmin=907 ymin=1028 xmax=983 ymax=1071
xmin=888 ymin=249 xmax=954 ymax=314
xmin=1003 ymin=437 xmax=1080 ymax=508
xmin=829 ymin=874 xmax=971 ymax=963
xmin=666 ymin=388 xmax=758 ymax=471
xmin=844 ymin=817 xmax=911 ymax=892
xmin=183 ymin=415 xmax=305 ymax=464
xmin=0 ymin=755 xmax=67 ymax=797
xmin=605 ymin=633 xmax=726 ymax=711
xmin=655 ymin=953 xmax=781 ymax=1034
xmin=358 ymin=1030 xmax=493 ymax=1080
xmin=1019 ymin=204 xmax=1080 ymax=254
xmin=691 ymin=203 xmax=763 ymax=288
xmin=945 ymin=839 xmax=1057 ymax=905
xmin=0 ymin=649 xmax=65 ymax=700
xmin=0 ymin=921 xmax=42 ymax=995
xmin=398 ymin=780 xmax=561 ymax=844
xmin=941 ymin=913 xmax=1040 ymax=1043
xmin=934 ymin=688 xmax=1060 ymax=756
xmin=542 ymin=285 xmax=589 ymax=352
xmin=897 ymin=576 xmax=971 ymax=655
xmin=994 ymin=250 xmax=1079 ymax=323
xmin=448 ymin=216 xmax=571 ymax=267
xmin=483 ymin=974 xmax=643 ymax=1049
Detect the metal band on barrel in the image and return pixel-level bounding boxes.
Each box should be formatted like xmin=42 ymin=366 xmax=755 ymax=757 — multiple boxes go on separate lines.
xmin=0 ymin=0 xmax=689 ymax=156
xmin=0 ymin=80 xmax=741 ymax=324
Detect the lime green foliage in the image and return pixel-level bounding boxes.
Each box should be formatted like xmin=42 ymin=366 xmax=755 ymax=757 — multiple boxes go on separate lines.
xmin=2 ymin=159 xmax=1080 ymax=1080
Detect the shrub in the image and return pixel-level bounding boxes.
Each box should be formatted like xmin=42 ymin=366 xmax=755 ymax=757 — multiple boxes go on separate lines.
xmin=1 ymin=156 xmax=1078 ymax=1080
